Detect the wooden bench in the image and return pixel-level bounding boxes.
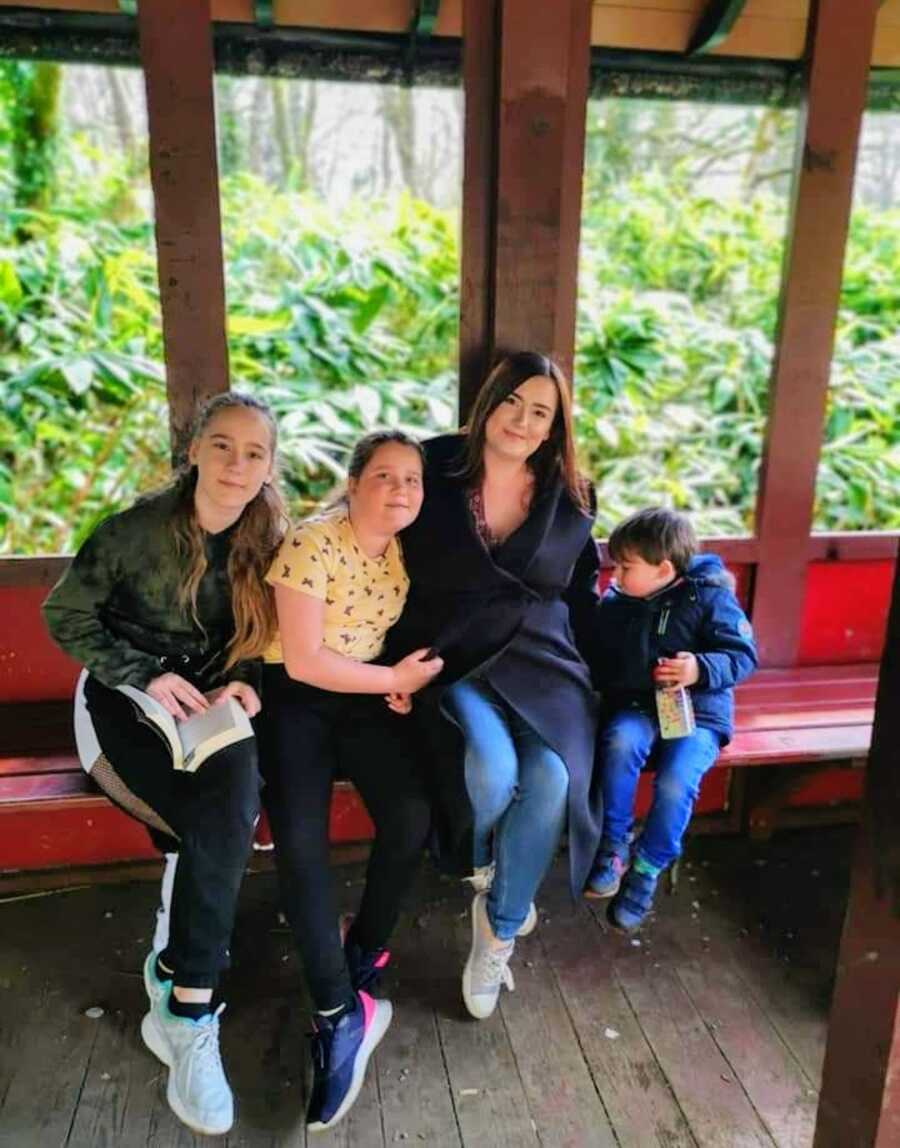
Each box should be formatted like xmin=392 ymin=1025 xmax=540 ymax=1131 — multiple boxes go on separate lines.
xmin=0 ymin=551 xmax=887 ymax=881
xmin=0 ymin=662 xmax=877 ymax=877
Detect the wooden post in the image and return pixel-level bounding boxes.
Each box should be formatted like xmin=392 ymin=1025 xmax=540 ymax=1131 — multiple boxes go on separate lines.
xmin=136 ymin=0 xmax=229 ymax=464
xmin=459 ymin=0 xmax=499 ymax=420
xmin=459 ymin=0 xmax=591 ymax=422
xmin=813 ymin=551 xmax=900 ymax=1147
xmin=751 ymin=0 xmax=879 ymax=667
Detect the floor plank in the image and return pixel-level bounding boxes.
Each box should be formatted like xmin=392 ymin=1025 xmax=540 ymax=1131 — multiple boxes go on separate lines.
xmin=434 ymin=893 xmax=540 ymax=1148
xmin=499 ymin=917 xmax=618 ymax=1148
xmin=538 ymin=873 xmax=697 ymax=1148
xmin=0 ymin=829 xmax=855 ymax=1148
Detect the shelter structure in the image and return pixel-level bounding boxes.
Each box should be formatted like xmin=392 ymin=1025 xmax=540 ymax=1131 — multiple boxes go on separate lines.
xmin=0 ymin=3 xmax=898 ymax=1144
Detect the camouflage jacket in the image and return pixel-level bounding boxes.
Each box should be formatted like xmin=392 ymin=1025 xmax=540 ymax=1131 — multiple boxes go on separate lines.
xmin=43 ymin=484 xmax=259 ymax=691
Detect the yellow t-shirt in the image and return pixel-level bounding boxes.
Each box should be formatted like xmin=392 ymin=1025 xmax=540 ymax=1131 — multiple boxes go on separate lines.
xmin=264 ymin=508 xmax=409 ymax=664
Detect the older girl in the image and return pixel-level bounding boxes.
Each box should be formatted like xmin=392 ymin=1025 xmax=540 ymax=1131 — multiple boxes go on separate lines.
xmin=255 ymin=429 xmax=441 ymax=1133
xmin=389 ymin=351 xmax=601 ymax=1020
xmin=43 ymin=393 xmax=284 ymax=1137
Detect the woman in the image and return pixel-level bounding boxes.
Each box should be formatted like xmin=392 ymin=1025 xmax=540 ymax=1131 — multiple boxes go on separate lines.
xmin=42 ymin=392 xmax=284 ymax=1137
xmin=255 ymin=429 xmax=442 ymax=1133
xmin=389 ymin=351 xmax=602 ymax=1020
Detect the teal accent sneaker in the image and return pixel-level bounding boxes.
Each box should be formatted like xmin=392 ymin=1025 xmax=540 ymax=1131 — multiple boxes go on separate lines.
xmin=141 ymin=984 xmax=234 ymax=1136
xmin=142 ymin=949 xmax=171 ymax=1010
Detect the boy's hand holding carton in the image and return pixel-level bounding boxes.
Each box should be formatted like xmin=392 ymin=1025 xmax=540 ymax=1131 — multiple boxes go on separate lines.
xmin=653 ymin=651 xmax=699 ymax=690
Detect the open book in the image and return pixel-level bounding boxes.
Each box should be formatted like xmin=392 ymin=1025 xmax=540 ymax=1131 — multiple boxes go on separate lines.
xmin=74 ymin=669 xmax=254 ymax=774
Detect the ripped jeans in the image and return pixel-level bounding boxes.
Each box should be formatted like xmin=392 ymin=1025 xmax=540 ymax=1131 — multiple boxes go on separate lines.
xmin=597 ymin=708 xmax=721 ymax=871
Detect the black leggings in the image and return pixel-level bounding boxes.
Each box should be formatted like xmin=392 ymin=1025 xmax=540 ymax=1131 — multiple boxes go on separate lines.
xmin=255 ymin=665 xmax=431 ymax=1012
xmin=84 ymin=675 xmax=261 ymax=988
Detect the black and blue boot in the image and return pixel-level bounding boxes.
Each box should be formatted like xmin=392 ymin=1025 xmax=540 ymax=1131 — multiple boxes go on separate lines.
xmin=607 ymin=864 xmax=660 ymax=932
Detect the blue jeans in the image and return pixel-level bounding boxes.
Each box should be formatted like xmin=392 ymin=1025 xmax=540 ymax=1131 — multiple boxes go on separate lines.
xmin=598 ymin=709 xmax=721 ymax=871
xmin=443 ymin=678 xmax=569 ymax=941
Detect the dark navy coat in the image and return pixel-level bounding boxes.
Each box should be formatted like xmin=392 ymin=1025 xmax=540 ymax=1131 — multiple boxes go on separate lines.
xmin=583 ymin=553 xmax=757 ymax=741
xmin=388 ymin=433 xmax=602 ymax=897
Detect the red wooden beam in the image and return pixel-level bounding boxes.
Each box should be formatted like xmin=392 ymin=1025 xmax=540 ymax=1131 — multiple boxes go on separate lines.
xmin=136 ymin=0 xmax=229 ymax=462
xmin=751 ymin=0 xmax=879 ymax=668
xmin=814 ymin=560 xmax=900 ymax=1147
xmin=3 ymin=534 xmax=895 ymax=589
xmin=458 ymin=0 xmax=592 ymax=420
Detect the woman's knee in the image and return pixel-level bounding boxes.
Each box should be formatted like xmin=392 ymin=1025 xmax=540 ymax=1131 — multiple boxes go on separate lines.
xmin=465 ymin=746 xmax=517 ymax=816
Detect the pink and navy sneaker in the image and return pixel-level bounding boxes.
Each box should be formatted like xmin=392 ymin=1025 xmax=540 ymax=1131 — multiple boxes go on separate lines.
xmin=339 ymin=913 xmax=391 ymax=993
xmin=306 ymin=991 xmax=392 ymax=1132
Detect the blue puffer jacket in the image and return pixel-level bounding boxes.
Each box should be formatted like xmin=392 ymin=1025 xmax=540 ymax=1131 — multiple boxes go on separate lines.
xmin=583 ymin=553 xmax=757 ymax=742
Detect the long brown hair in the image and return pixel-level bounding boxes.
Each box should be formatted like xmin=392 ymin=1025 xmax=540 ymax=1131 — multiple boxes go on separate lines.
xmin=458 ymin=351 xmax=589 ymax=510
xmin=171 ymin=392 xmax=286 ymax=670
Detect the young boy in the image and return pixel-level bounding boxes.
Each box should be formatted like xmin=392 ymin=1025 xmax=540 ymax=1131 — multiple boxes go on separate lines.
xmin=583 ymin=507 xmax=757 ymax=932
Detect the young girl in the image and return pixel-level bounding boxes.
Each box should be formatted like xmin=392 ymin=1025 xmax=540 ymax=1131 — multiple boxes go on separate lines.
xmin=43 ymin=393 xmax=284 ymax=1138
xmin=255 ymin=429 xmax=442 ymax=1134
xmin=387 ymin=352 xmax=601 ymax=1020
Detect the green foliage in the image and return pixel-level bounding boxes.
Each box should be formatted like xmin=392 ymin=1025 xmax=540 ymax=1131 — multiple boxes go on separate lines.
xmin=576 ymin=169 xmax=900 ymax=535
xmin=0 ymin=61 xmax=62 ymax=230
xmin=0 ymin=151 xmax=458 ymax=552
xmin=2 ymin=110 xmax=898 ymax=554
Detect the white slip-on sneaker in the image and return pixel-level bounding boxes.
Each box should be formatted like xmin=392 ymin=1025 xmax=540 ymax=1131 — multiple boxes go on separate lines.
xmin=462 ymin=892 xmax=515 ymax=1021
xmin=141 ymin=987 xmax=234 ymax=1136
xmin=516 ymin=901 xmax=539 ymax=937
xmin=463 ymin=864 xmax=538 ymax=937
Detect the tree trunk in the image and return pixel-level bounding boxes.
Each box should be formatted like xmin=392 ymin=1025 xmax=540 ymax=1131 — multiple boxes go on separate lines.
xmin=271 ymin=78 xmax=293 ymax=188
xmin=6 ymin=61 xmax=62 ymax=236
xmin=380 ymin=86 xmax=419 ymax=196
xmin=106 ymin=68 xmax=135 ymax=157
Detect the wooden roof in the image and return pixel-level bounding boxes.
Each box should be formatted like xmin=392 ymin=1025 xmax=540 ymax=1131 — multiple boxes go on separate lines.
xmin=1 ymin=0 xmax=899 ymax=67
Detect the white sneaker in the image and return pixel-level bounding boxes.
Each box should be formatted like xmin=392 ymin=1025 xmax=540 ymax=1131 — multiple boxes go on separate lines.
xmin=141 ymin=988 xmax=234 ymax=1136
xmin=463 ymin=864 xmax=538 ymax=937
xmin=142 ymin=949 xmax=171 ymax=1010
xmin=463 ymin=863 xmax=495 ymax=895
xmin=462 ymin=892 xmax=515 ymax=1020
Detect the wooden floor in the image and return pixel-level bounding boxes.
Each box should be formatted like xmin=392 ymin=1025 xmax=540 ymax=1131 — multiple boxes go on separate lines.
xmin=0 ymin=827 xmax=854 ymax=1148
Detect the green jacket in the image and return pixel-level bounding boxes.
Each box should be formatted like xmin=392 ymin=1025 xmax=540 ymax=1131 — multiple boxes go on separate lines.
xmin=43 ymin=483 xmax=259 ymax=691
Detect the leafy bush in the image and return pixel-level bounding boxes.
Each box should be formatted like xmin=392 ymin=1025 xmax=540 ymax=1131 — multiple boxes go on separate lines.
xmin=2 ymin=130 xmax=898 ymax=554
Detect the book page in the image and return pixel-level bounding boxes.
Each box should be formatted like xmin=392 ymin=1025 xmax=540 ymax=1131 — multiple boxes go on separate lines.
xmin=178 ymin=696 xmax=253 ymax=772
xmin=117 ymin=683 xmax=182 ymax=766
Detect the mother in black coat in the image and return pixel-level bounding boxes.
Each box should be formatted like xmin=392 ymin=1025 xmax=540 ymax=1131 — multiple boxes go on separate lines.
xmin=388 ymin=351 xmax=602 ymax=1020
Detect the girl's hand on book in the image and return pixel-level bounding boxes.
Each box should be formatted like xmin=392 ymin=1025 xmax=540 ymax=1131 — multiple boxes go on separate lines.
xmin=209 ymin=680 xmax=262 ymax=718
xmin=146 ymin=673 xmax=210 ymax=721
xmin=390 ymin=648 xmax=444 ymax=695
xmin=385 ymin=692 xmax=412 ymax=715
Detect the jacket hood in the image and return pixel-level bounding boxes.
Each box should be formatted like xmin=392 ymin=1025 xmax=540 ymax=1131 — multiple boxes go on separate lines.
xmin=686 ymin=553 xmax=734 ymax=590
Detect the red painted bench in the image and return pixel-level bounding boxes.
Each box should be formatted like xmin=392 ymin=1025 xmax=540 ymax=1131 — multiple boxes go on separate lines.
xmin=0 ymin=555 xmax=889 ymax=877
xmin=0 ymin=663 xmax=877 ymax=874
